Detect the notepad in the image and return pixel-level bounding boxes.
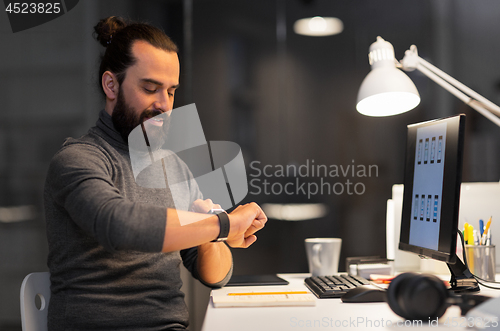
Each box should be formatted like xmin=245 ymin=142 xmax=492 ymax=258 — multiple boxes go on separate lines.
xmin=211 ymin=290 xmax=316 ymax=308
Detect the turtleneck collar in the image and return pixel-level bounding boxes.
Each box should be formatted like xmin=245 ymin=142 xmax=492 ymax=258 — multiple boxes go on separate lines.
xmin=95 ymin=110 xmax=129 ymax=152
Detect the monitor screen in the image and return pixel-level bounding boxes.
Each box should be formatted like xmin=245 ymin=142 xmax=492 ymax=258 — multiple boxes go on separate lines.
xmin=399 ymin=114 xmax=466 ymax=264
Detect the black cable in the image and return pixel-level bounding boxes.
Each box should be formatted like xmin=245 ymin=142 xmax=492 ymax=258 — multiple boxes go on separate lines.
xmin=475 ymin=280 xmax=500 ymax=290
xmin=473 ymin=275 xmax=500 ymax=285
xmin=458 ymin=230 xmax=468 ymax=266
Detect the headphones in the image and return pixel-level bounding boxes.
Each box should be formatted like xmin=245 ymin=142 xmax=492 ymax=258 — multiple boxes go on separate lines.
xmin=387 ymin=272 xmax=491 ymax=320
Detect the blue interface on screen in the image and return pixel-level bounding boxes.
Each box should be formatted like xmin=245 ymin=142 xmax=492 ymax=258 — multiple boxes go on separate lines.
xmin=409 ymin=122 xmax=447 ymax=251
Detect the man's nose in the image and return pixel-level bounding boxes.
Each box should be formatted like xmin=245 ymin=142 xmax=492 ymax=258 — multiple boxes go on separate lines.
xmin=153 ymin=93 xmax=173 ymax=113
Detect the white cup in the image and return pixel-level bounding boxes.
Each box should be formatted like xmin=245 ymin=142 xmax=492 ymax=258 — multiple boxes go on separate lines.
xmin=305 ymin=238 xmax=342 ymax=276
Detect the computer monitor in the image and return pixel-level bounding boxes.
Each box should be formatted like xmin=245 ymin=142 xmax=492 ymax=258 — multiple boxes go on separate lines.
xmin=398 ymin=114 xmax=478 ymax=292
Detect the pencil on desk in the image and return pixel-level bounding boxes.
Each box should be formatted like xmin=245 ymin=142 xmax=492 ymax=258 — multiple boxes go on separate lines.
xmin=227 ymin=291 xmax=309 ymax=296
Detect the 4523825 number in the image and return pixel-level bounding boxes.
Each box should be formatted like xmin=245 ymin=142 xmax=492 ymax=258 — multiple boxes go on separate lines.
xmin=5 ymin=2 xmax=61 ymax=14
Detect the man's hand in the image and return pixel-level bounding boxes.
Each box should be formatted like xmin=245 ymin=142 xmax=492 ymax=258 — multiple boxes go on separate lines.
xmin=225 ymin=202 xmax=267 ymax=248
xmin=190 ymin=199 xmax=221 ymax=214
xmin=190 ymin=200 xmax=266 ymax=284
xmin=189 ymin=199 xmax=267 ymax=248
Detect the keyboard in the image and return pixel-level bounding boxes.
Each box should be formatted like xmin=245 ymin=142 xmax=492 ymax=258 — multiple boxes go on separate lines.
xmin=304 ymin=274 xmax=371 ymax=298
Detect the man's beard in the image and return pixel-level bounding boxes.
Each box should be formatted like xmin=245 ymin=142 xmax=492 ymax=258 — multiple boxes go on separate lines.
xmin=111 ymin=87 xmax=169 ymax=151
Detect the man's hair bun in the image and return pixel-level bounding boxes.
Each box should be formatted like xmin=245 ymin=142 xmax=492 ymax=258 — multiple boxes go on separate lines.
xmin=93 ymin=15 xmax=178 ymax=99
xmin=93 ymin=16 xmax=127 ymax=47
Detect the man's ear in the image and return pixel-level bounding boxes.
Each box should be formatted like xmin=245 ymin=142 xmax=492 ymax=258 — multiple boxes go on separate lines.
xmin=102 ymin=71 xmax=118 ymax=100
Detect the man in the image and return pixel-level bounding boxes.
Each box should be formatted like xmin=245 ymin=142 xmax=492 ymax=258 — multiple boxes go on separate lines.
xmin=44 ymin=16 xmax=266 ymax=330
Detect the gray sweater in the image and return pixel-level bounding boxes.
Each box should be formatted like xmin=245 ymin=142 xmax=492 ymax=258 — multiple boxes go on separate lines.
xmin=44 ymin=110 xmax=230 ymax=330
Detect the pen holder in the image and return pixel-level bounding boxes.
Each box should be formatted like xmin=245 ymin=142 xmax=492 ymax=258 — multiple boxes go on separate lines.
xmin=464 ymin=245 xmax=496 ymax=282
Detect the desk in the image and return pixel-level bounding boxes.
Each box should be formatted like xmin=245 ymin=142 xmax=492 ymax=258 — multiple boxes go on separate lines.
xmin=201 ymin=273 xmax=499 ymax=331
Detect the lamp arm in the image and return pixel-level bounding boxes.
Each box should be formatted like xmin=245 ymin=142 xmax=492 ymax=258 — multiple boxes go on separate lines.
xmin=467 ymin=100 xmax=500 ymax=128
xmin=400 ymin=45 xmax=500 ymax=127
xmin=417 ymin=57 xmax=500 ymax=117
xmin=416 ymin=62 xmax=500 ymax=127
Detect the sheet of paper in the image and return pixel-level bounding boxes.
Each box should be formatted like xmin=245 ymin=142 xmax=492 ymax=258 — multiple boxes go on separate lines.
xmin=211 ymin=287 xmax=316 ymax=308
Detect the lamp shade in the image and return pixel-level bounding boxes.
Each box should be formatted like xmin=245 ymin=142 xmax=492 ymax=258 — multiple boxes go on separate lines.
xmin=293 ymin=16 xmax=343 ymax=37
xmin=356 ymin=37 xmax=420 ymax=117
xmin=357 ymin=68 xmax=420 ymax=116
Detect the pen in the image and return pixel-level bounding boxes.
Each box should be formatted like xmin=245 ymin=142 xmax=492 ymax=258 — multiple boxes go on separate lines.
xmin=464 ymin=223 xmax=469 ymax=244
xmin=479 ymin=219 xmax=484 ymax=238
xmin=228 ymin=291 xmax=310 ymax=296
xmin=473 ymin=230 xmax=479 ymax=246
xmin=468 ymin=224 xmax=474 ymax=246
xmin=481 ymin=217 xmax=492 ymax=245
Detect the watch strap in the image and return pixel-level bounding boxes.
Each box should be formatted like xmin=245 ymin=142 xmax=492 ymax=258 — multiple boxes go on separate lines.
xmin=212 ymin=211 xmax=230 ymax=242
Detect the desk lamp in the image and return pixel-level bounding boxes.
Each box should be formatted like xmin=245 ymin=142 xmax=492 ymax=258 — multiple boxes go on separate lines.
xmin=356 ymin=36 xmax=500 ymax=127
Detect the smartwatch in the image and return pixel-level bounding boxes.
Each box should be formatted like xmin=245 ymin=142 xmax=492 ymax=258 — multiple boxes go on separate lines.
xmin=210 ymin=209 xmax=230 ymax=242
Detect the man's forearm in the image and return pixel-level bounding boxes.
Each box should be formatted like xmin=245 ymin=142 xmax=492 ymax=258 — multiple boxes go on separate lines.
xmin=162 ymin=209 xmax=221 ymax=252
xmin=162 ymin=203 xmax=266 ymax=283
xmin=196 ymin=242 xmax=232 ymax=285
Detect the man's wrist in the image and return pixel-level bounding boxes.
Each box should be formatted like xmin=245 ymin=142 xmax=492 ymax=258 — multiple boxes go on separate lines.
xmin=211 ymin=211 xmax=230 ymax=242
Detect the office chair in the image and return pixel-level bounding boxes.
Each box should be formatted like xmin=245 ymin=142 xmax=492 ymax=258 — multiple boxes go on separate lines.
xmin=20 ymin=272 xmax=51 ymax=331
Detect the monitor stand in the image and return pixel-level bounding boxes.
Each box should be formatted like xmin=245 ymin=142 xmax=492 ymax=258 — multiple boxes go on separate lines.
xmin=447 ymin=256 xmax=480 ymax=293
